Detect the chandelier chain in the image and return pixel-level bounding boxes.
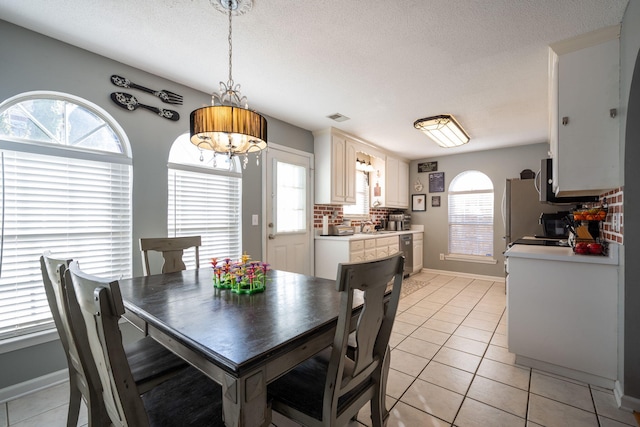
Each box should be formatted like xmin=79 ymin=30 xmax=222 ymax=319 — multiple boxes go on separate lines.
xmin=227 ymin=5 xmax=233 ymax=85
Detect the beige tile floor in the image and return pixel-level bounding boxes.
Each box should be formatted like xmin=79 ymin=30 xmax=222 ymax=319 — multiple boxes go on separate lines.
xmin=1 ymin=272 xmax=637 ymax=427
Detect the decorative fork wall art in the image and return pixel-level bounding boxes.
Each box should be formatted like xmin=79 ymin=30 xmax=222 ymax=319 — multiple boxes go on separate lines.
xmin=109 ymin=74 xmax=182 ymax=121
xmin=110 ymin=75 xmax=183 ymax=104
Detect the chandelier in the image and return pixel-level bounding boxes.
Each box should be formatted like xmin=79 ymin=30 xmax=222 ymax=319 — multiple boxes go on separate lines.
xmin=190 ymin=0 xmax=267 ymax=168
xmin=413 ymin=114 xmax=470 ymax=148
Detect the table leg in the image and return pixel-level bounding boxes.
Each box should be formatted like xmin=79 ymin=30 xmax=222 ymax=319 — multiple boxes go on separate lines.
xmin=221 ymin=369 xmax=272 ymax=427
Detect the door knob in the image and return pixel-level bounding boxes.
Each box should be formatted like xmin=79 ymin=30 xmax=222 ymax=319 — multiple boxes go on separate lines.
xmin=268 ymin=234 xmax=276 ymax=240
xmin=268 ymin=223 xmax=274 ymax=228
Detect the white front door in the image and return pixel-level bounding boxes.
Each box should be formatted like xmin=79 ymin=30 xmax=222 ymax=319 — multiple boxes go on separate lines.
xmin=264 ymin=144 xmax=313 ymax=275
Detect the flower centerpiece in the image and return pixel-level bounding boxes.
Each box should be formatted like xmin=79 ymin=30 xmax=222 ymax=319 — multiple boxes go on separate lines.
xmin=211 ymin=253 xmax=269 ymax=294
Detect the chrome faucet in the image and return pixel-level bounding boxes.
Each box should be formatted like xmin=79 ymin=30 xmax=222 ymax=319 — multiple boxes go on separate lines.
xmin=360 ymin=220 xmax=374 ymax=233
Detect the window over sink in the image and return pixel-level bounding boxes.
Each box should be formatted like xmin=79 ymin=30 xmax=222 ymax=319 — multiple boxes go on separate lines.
xmin=343 ymin=170 xmax=370 ymax=218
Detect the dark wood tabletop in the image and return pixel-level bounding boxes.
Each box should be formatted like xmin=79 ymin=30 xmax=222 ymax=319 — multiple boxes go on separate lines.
xmin=118 ymin=268 xmax=363 ymax=378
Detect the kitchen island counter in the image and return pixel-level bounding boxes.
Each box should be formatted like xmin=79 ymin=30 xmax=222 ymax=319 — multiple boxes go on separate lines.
xmin=505 ymin=242 xmax=619 ymax=387
xmin=505 ymin=242 xmax=618 ymax=265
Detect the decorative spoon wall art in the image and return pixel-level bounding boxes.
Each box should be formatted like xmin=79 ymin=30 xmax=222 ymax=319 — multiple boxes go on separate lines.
xmin=110 ymin=92 xmax=180 ymax=121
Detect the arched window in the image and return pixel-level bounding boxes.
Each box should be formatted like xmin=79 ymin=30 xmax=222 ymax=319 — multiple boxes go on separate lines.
xmin=0 ymin=92 xmax=132 ymax=340
xmin=167 ymin=134 xmax=242 ymax=267
xmin=448 ymin=170 xmax=494 ymax=257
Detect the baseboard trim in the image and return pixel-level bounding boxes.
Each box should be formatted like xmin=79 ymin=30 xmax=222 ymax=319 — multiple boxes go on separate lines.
xmin=0 ymin=369 xmax=68 ymax=403
xmin=421 ymin=268 xmax=506 ymax=283
xmin=615 ymin=380 xmax=640 ymax=413
xmin=515 ymin=355 xmax=615 ymax=389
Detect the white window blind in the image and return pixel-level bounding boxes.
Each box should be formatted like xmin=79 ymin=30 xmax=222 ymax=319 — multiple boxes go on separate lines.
xmin=343 ymin=171 xmax=370 ymax=217
xmin=0 ymin=93 xmax=132 ymax=340
xmin=0 ymin=151 xmax=132 ymax=340
xmin=448 ymin=171 xmax=494 ymax=257
xmin=167 ymin=133 xmax=242 ymax=266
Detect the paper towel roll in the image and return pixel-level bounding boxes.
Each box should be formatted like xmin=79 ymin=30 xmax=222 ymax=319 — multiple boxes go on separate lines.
xmin=322 ymin=215 xmax=329 ymax=235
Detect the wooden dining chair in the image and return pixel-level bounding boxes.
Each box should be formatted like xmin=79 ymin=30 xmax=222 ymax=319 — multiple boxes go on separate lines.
xmin=64 ymin=261 xmax=224 ymax=426
xmin=139 ymin=236 xmax=201 ymax=276
xmin=267 ymin=253 xmax=404 ymax=427
xmin=41 ymin=253 xmax=190 ymax=426
xmin=40 ymin=253 xmax=96 ymax=427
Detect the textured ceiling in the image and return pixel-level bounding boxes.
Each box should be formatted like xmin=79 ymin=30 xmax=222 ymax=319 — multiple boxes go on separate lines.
xmin=0 ymin=0 xmax=629 ymax=160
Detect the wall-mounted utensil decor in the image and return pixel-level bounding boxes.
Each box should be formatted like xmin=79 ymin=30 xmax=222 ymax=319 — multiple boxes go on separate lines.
xmin=110 ymin=75 xmax=183 ymax=105
xmin=110 ymin=92 xmax=180 ymax=121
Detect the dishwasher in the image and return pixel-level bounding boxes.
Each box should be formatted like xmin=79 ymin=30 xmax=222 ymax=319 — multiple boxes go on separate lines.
xmin=398 ymin=233 xmax=413 ymax=277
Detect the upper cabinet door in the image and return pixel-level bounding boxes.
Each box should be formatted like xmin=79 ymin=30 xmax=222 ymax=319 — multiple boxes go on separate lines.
xmin=550 ymin=25 xmax=620 ymax=197
xmin=313 ymin=128 xmax=360 ymax=204
xmin=383 ymin=156 xmax=409 ymax=209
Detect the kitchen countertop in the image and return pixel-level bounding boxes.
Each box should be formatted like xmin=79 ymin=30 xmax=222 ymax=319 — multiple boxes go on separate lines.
xmin=315 ymin=225 xmax=424 ymax=241
xmin=505 ymin=242 xmax=619 ymax=265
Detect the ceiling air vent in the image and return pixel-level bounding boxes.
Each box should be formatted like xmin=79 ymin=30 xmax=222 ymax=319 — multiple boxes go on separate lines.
xmin=326 ymin=113 xmax=350 ymax=122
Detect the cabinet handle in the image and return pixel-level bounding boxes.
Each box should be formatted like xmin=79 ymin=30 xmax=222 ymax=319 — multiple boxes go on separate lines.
xmin=268 ymin=234 xmax=276 ymax=240
xmin=562 ymin=116 xmax=569 ymax=126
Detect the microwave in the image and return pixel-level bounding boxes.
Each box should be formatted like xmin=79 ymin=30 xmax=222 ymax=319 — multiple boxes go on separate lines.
xmin=539 ymin=158 xmax=599 ymax=204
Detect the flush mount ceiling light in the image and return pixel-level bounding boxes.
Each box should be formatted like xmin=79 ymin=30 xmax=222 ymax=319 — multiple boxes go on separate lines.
xmin=413 ymin=114 xmax=470 ymax=148
xmin=190 ymin=0 xmax=267 ymax=168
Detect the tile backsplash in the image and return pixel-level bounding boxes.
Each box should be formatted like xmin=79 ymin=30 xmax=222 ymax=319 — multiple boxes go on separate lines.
xmin=313 ymin=205 xmax=396 ymax=229
xmin=601 ymin=187 xmax=623 ymax=244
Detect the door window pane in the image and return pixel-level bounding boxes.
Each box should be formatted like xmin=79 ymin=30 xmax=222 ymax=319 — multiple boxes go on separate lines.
xmin=275 ymin=161 xmax=306 ymax=233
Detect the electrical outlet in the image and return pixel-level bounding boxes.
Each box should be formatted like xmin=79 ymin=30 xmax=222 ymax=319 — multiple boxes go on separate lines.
xmin=439 ymin=253 xmax=445 ymax=261
xmin=613 ymin=213 xmax=619 ymax=232
xmin=619 ymin=213 xmax=623 ymax=231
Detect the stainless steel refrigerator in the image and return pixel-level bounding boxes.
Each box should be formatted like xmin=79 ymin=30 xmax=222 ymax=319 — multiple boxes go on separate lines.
xmin=502 ymin=178 xmax=563 ymax=249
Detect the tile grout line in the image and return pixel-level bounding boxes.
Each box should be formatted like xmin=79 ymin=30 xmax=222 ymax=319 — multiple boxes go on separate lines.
xmin=394 ymin=276 xmax=506 ymax=425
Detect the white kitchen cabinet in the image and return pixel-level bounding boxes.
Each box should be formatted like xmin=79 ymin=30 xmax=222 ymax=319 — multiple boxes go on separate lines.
xmin=549 ymin=25 xmax=620 ymax=196
xmin=364 ymin=239 xmax=377 ymax=260
xmin=505 ymin=244 xmax=619 ymax=387
xmin=313 ymin=128 xmax=358 ymax=204
xmin=349 ymin=240 xmax=365 ymax=262
xmin=383 ymin=156 xmax=409 ymax=209
xmin=315 ymin=234 xmax=401 ymax=280
xmin=412 ymin=232 xmax=423 ymax=273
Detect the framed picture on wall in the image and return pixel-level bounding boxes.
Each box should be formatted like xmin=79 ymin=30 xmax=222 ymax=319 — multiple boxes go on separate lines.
xmin=429 ymin=172 xmax=445 ymax=193
xmin=418 ymin=161 xmax=438 ymax=173
xmin=432 ymin=196 xmax=441 ymax=207
xmin=412 ymin=194 xmax=426 ymax=211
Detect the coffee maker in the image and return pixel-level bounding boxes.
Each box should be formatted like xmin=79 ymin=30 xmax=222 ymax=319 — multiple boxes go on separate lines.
xmin=388 ymin=213 xmax=405 ymax=231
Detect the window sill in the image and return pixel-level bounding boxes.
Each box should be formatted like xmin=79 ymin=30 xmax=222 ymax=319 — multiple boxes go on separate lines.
xmin=444 ymin=254 xmax=498 ymax=265
xmin=342 ymin=214 xmax=370 ymax=220
xmin=0 ymin=328 xmax=60 ymax=355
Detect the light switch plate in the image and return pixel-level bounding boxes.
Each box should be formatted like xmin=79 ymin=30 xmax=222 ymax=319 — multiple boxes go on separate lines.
xmin=252 ymin=214 xmax=259 ymax=226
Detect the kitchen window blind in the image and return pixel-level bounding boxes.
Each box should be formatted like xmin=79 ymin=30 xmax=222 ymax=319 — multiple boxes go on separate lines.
xmin=167 ymin=134 xmax=242 ymax=265
xmin=0 ymin=93 xmax=132 ymax=340
xmin=343 ymin=171 xmax=370 ymax=217
xmin=448 ymin=171 xmax=494 ymax=257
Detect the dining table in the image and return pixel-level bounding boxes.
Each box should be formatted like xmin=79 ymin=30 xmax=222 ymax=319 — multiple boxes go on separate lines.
xmin=118 ymin=267 xmax=367 ymax=427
